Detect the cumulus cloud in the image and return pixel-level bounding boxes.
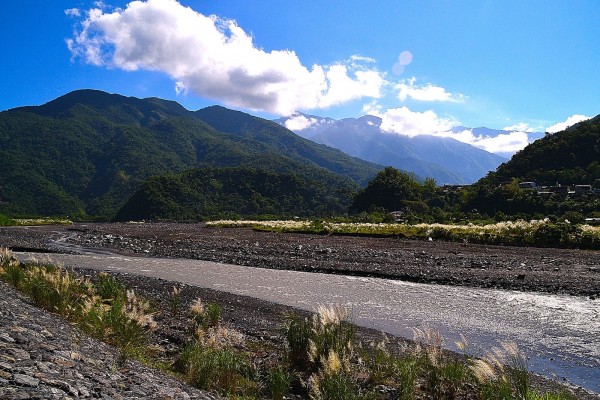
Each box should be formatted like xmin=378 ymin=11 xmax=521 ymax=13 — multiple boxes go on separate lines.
xmin=545 ymin=114 xmax=591 ymax=133
xmin=365 ymin=105 xmax=456 ymax=137
xmin=363 ymin=102 xmax=537 ymax=154
xmin=284 ymin=114 xmax=320 ymax=131
xmin=396 ymin=78 xmax=465 ymax=103
xmin=441 ymin=129 xmax=530 ymax=154
xmin=502 ymin=122 xmax=534 ymax=132
xmin=66 ymin=0 xmax=385 ymax=115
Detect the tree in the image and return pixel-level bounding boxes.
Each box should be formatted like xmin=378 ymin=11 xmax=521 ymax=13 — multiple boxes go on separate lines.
xmin=350 ymin=167 xmax=422 ymax=213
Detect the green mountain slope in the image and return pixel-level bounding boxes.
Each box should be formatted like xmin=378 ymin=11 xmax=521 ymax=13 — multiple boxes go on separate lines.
xmin=115 ymin=166 xmax=355 ymax=221
xmin=480 ymin=115 xmax=600 ymax=186
xmin=195 ymin=106 xmax=383 ymax=185
xmin=464 ymin=115 xmax=600 ymax=217
xmin=0 ymin=90 xmax=380 ymax=218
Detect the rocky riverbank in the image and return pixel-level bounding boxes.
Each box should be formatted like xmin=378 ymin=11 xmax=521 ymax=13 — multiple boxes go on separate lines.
xmin=2 ymin=222 xmax=598 ymax=297
xmin=0 ymin=279 xmax=220 ymax=399
xmin=1 ymin=223 xmax=599 ymax=399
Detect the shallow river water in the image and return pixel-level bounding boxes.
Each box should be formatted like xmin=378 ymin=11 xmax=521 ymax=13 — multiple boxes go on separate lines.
xmin=16 ymin=252 xmax=600 ymax=393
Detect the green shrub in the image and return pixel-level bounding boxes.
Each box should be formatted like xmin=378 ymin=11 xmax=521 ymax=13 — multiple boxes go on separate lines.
xmin=285 ymin=314 xmax=313 ymax=371
xmin=205 ymin=303 xmax=222 ymax=327
xmin=267 ymin=366 xmax=291 ymax=400
xmin=0 ymin=248 xmax=24 ymax=287
xmin=189 ymin=298 xmax=222 ymax=330
xmin=96 ymin=272 xmax=125 ymax=301
xmin=0 ymin=214 xmax=16 ymax=226
xmin=178 ymin=342 xmax=256 ymax=397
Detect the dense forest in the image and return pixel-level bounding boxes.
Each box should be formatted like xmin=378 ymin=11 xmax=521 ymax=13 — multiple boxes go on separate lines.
xmin=115 ymin=167 xmax=355 ymax=221
xmin=1 ymin=90 xmax=598 ymax=223
xmin=0 ymin=90 xmax=379 ymax=219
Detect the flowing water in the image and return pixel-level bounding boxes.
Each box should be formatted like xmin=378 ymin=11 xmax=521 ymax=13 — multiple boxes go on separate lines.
xmin=15 ymin=252 xmax=600 ymax=393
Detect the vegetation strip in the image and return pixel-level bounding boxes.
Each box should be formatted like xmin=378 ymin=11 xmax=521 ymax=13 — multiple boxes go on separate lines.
xmin=0 ymin=247 xmax=583 ymax=399
xmin=207 ymin=219 xmax=600 ymax=250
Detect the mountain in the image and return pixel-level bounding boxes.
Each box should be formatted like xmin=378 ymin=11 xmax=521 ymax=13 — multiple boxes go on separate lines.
xmin=474 ymin=114 xmax=600 ymax=187
xmin=463 ymin=115 xmax=600 ymax=217
xmin=449 ymin=126 xmax=545 ymax=159
xmin=194 ymin=106 xmax=382 ymax=185
xmin=0 ymin=90 xmax=381 ymax=218
xmin=115 ymin=166 xmax=355 ymax=221
xmin=276 ymin=114 xmax=507 ymax=184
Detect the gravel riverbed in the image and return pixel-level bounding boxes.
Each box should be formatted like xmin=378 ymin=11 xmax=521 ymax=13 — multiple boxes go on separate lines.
xmin=3 ymin=222 xmax=598 ymax=297
xmin=1 ymin=222 xmax=599 ymax=399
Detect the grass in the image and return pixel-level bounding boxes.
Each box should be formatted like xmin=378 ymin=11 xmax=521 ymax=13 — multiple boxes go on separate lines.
xmin=0 ymin=247 xmax=581 ymax=399
xmin=0 ymin=213 xmax=17 ymax=226
xmin=207 ymin=218 xmax=600 ymax=249
xmin=13 ymin=217 xmax=73 ymax=226
xmin=0 ymin=248 xmax=155 ymax=356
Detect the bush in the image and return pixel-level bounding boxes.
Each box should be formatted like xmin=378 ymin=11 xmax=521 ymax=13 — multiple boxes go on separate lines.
xmin=267 ymin=366 xmax=291 ymax=400
xmin=177 ymin=342 xmax=256 ymax=397
xmin=0 ymin=214 xmax=16 ymax=226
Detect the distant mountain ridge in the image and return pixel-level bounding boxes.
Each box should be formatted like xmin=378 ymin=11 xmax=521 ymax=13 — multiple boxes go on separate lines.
xmin=0 ymin=90 xmax=381 ymax=218
xmin=276 ymin=114 xmax=509 ymax=184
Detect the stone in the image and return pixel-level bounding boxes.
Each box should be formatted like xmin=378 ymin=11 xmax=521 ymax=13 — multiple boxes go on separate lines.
xmin=0 ymin=332 xmax=15 ymax=343
xmin=13 ymin=373 xmax=40 ymax=387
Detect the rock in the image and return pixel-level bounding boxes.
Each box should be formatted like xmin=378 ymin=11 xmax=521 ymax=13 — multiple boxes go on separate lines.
xmin=0 ymin=281 xmax=219 ymax=399
xmin=0 ymin=332 xmax=15 ymax=343
xmin=13 ymin=373 xmax=40 ymax=387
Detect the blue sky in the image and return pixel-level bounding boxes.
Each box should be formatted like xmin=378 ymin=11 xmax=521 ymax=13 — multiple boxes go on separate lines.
xmin=1 ymin=0 xmax=598 ymax=153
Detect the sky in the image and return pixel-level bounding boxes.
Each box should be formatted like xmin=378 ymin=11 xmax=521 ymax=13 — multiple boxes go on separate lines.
xmin=1 ymin=0 xmax=599 ymax=154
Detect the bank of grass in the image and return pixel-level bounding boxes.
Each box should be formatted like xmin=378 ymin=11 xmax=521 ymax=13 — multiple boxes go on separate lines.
xmin=207 ymin=219 xmax=600 ymax=249
xmin=0 ymin=248 xmax=581 ymax=399
xmin=0 ymin=248 xmax=155 ymax=355
xmin=0 ymin=213 xmax=17 ymax=226
xmin=0 ymin=214 xmax=73 ymax=226
xmin=14 ymin=217 xmax=73 ymax=225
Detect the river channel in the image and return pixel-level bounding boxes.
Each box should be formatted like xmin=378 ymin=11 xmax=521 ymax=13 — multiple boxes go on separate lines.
xmin=15 ymin=251 xmax=600 ymax=393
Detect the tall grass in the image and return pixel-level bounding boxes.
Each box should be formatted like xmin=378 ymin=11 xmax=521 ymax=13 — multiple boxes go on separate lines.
xmin=0 ymin=249 xmax=579 ymax=399
xmin=0 ymin=249 xmax=155 ymax=356
xmin=208 ymin=219 xmax=600 ymax=249
xmin=174 ymin=297 xmax=257 ymax=397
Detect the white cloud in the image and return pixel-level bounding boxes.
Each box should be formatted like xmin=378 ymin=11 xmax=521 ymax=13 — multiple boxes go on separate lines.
xmin=440 ymin=129 xmax=530 ymax=154
xmin=67 ymin=0 xmax=385 ymax=115
xmin=350 ymin=54 xmax=376 ymax=63
xmin=503 ymin=122 xmax=534 ymax=132
xmin=284 ymin=115 xmax=320 ymax=131
xmin=365 ymin=105 xmax=456 ymax=137
xmin=396 ymin=78 xmax=464 ymax=103
xmin=545 ymin=114 xmax=591 ymax=133
xmin=64 ymin=8 xmax=81 ymax=17
xmin=364 ymin=103 xmax=537 ymax=154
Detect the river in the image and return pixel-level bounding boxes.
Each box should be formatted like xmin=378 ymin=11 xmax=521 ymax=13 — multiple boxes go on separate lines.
xmin=15 ymin=251 xmax=600 ymax=393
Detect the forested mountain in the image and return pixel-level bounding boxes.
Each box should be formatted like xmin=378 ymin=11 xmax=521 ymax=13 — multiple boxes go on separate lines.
xmin=464 ymin=115 xmax=600 ymax=217
xmin=115 ymin=166 xmax=355 ymax=221
xmin=0 ymin=90 xmax=381 ymax=218
xmin=276 ymin=114 xmax=506 ymax=184
xmin=475 ymin=115 xmax=600 ymax=186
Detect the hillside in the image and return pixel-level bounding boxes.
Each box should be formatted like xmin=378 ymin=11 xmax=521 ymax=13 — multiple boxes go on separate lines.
xmin=0 ymin=90 xmax=381 ymax=219
xmin=115 ymin=166 xmax=355 ymax=221
xmin=465 ymin=115 xmax=600 ymax=217
xmin=195 ymin=106 xmax=383 ymax=185
xmin=477 ymin=115 xmax=600 ymax=186
xmin=276 ymin=114 xmax=506 ymax=184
